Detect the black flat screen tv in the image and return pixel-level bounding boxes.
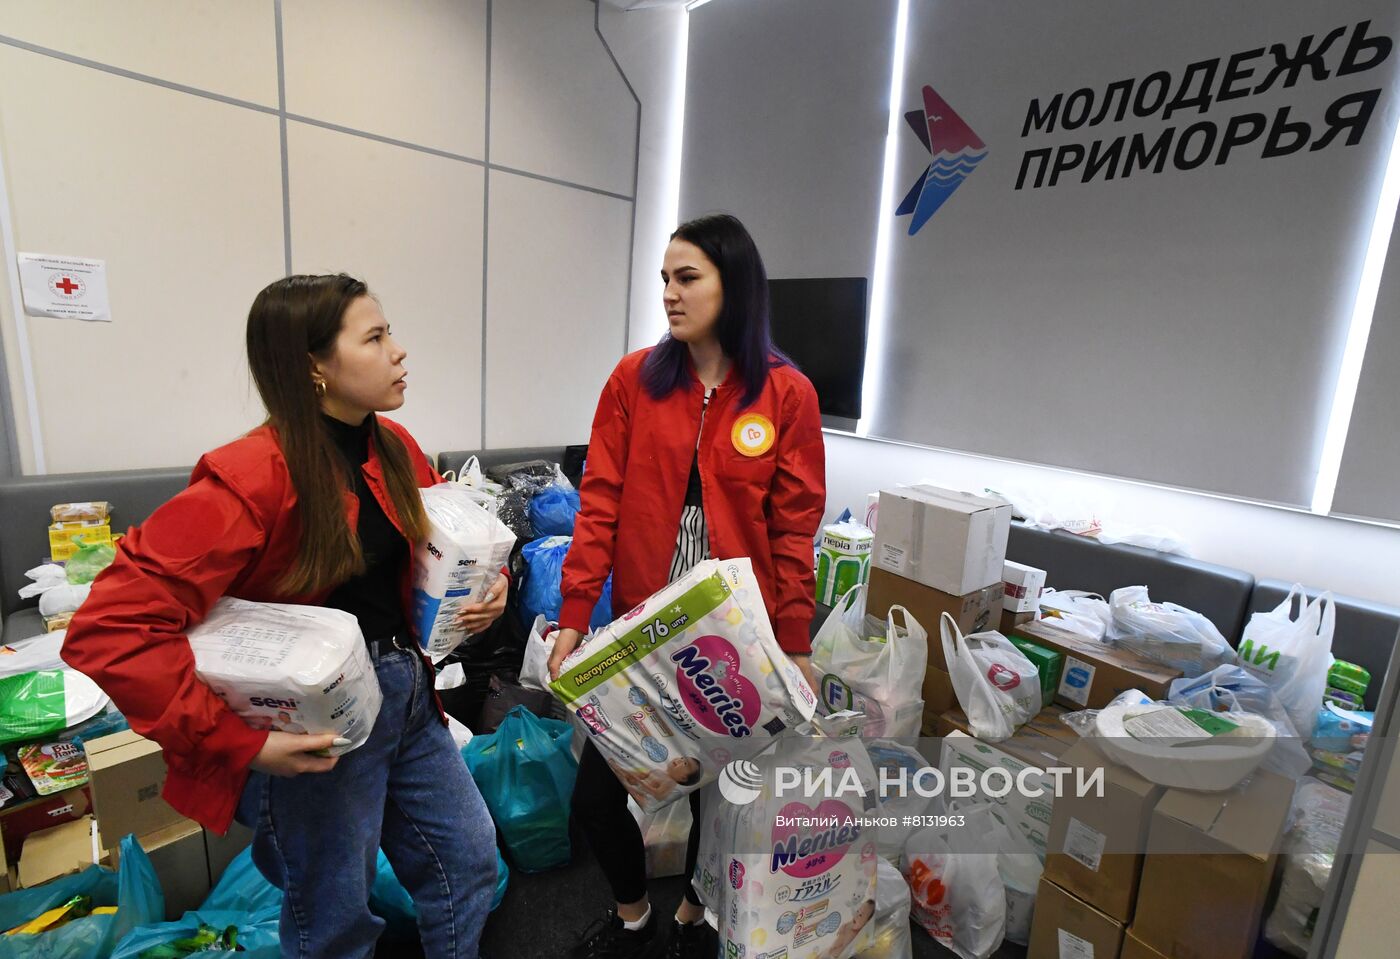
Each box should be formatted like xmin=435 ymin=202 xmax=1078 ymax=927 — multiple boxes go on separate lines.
xmin=767 ymin=276 xmax=869 ymax=420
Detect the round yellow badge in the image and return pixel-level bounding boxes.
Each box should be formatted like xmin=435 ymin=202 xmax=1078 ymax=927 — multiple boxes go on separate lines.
xmin=731 ymin=414 xmax=775 ymax=457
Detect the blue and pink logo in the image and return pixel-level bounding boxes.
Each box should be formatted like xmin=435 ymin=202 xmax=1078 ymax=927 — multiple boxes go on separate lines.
xmin=671 ymin=636 xmax=759 ymax=738
xmin=896 ymin=85 xmax=987 ymax=235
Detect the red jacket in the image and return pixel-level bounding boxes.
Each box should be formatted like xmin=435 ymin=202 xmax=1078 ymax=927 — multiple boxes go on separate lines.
xmin=61 ymin=417 xmax=443 ymax=834
xmin=560 ymin=349 xmax=826 ymax=653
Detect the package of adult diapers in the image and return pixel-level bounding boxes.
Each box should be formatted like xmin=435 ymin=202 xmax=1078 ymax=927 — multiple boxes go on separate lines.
xmin=188 ymin=597 xmax=381 ymax=754
xmin=694 ymin=735 xmax=880 ymax=959
xmin=412 ymin=484 xmax=517 ymax=660
xmin=549 ymin=558 xmax=817 ymax=812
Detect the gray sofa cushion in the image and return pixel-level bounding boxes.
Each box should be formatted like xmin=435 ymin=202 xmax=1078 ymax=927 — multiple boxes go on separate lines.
xmin=0 ymin=467 xmax=191 ymax=621
xmin=1249 ymin=579 xmax=1399 ymax=710
xmin=1006 ymin=523 xmax=1256 ymax=644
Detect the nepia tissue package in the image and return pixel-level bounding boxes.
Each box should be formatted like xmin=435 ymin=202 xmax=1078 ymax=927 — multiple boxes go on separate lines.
xmin=694 ymin=736 xmax=880 ymax=959
xmin=189 ymin=597 xmax=382 ymax=754
xmin=412 ymin=484 xmax=517 ymax=660
xmin=550 ymin=558 xmax=817 ymax=812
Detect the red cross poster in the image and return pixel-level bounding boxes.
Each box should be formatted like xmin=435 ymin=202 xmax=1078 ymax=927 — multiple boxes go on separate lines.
xmin=17 ymin=253 xmax=110 ymax=322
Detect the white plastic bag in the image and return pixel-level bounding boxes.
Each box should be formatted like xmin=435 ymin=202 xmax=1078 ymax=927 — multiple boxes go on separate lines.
xmin=1106 ymin=585 xmax=1232 ymax=675
xmin=902 ymin=805 xmax=1006 ymax=959
xmin=858 ymin=858 xmax=912 ymax=959
xmin=628 ymin=795 xmax=692 ymax=878
xmin=1036 ymin=589 xmax=1111 ymax=642
xmin=17 ymin=563 xmax=68 ymax=599
xmin=811 ymin=585 xmax=928 ymax=738
xmin=990 ymin=811 xmax=1042 ymax=946
xmin=1264 ymin=780 xmax=1350 ymax=957
xmin=1236 ymin=585 xmax=1335 ymax=740
xmin=38 ymin=583 xmax=90 ymax=618
xmin=519 ymin=614 xmax=557 ymax=692
xmin=941 ymin=613 xmax=1041 ymax=742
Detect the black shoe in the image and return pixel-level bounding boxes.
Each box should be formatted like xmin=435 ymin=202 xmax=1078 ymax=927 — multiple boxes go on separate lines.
xmin=570 ymin=909 xmax=657 ymax=959
xmin=662 ymin=919 xmax=717 ymax=959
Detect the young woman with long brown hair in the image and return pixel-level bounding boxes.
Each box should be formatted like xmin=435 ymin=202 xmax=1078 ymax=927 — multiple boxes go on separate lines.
xmin=63 ymin=274 xmax=504 ymax=959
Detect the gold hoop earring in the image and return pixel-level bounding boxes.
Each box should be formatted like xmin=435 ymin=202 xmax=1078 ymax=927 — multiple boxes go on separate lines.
xmin=313 ymin=379 xmax=327 ymax=398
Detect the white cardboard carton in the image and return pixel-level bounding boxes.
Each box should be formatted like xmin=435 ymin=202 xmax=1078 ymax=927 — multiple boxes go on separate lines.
xmin=871 ymin=486 xmax=1011 ymax=595
xmin=1002 ymin=561 xmax=1047 ymax=613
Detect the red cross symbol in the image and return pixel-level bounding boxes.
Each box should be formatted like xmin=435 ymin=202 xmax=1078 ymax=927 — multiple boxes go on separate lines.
xmin=54 ymin=277 xmax=79 ymax=294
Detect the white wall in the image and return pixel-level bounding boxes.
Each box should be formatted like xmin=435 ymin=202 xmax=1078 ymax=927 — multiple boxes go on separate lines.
xmin=823 ymin=430 xmax=1400 ymax=607
xmin=0 ymin=0 xmax=667 ymax=473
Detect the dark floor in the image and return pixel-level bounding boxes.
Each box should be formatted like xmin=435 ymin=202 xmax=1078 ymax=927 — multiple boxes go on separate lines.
xmin=376 ymin=825 xmax=1028 ymax=959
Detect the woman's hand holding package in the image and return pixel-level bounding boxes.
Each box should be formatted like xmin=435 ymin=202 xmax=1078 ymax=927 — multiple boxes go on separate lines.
xmin=250 ymin=731 xmax=341 ymax=777
xmin=454 ymin=575 xmax=509 ymax=635
xmin=547 ymin=627 xmax=583 ymax=680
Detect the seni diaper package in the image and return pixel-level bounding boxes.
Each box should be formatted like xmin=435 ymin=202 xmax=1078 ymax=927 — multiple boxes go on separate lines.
xmin=695 ymin=735 xmax=881 ymax=959
xmin=412 ymin=484 xmax=517 ymax=660
xmin=188 ymin=597 xmax=382 ymax=754
xmin=549 ymin=558 xmax=817 ymax=812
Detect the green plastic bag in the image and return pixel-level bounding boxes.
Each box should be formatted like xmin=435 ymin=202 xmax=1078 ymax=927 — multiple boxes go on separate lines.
xmin=0 ymin=670 xmax=109 ymax=747
xmin=0 ymin=834 xmax=164 ymax=959
xmin=462 ymin=705 xmax=577 ymax=872
xmin=65 ymin=541 xmax=116 ymax=586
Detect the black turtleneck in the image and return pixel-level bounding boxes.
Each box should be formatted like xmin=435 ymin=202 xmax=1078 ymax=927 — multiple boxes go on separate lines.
xmin=320 ymin=413 xmax=408 ymax=643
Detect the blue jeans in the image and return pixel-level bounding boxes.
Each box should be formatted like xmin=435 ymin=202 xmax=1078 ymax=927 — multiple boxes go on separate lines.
xmin=237 ymin=645 xmax=496 ymax=959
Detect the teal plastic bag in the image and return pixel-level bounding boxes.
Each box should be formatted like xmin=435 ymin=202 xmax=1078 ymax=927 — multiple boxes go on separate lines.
xmin=109 ymin=909 xmax=280 ymax=959
xmin=462 ymin=705 xmax=577 ymax=872
xmin=199 ymin=850 xmax=280 ymax=917
xmin=0 ymin=834 xmax=164 ymax=959
xmin=370 ymin=848 xmax=509 ymax=938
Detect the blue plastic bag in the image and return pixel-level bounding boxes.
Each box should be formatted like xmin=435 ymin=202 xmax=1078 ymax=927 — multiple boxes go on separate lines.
xmin=0 ymin=834 xmax=163 ymax=959
xmin=462 ymin=705 xmax=577 ymax=872
xmin=519 ymin=536 xmax=611 ymax=629
xmin=528 ymin=485 xmax=580 ymax=537
xmin=110 ymin=909 xmax=281 ymax=959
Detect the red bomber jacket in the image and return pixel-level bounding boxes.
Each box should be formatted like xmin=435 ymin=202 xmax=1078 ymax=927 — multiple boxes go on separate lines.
xmin=61 ymin=416 xmax=443 ymax=834
xmin=559 ymin=348 xmax=827 ymax=653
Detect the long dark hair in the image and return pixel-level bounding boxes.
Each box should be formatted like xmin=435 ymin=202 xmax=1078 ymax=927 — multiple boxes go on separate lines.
xmin=641 ymin=213 xmax=788 ymax=407
xmin=245 ymin=274 xmax=429 ymax=595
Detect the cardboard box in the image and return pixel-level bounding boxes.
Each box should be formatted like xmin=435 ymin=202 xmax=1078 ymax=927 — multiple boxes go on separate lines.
xmin=1000 ymin=608 xmax=1036 ymax=635
xmin=87 ymin=730 xmax=187 ymax=842
xmin=1132 ymin=769 xmax=1293 ymax=959
xmin=1009 ymin=621 xmax=1182 ymax=709
xmin=1029 ymin=877 xmax=1126 ymax=959
xmin=936 ymin=708 xmax=1077 ymax=858
xmin=866 ymin=566 xmax=1003 ymax=672
xmin=1120 ymin=931 xmax=1169 ymax=959
xmin=0 ymin=826 xmax=8 ymax=894
xmin=1044 ymin=740 xmax=1165 ymax=923
xmin=871 ymin=485 xmax=1011 ymax=595
xmin=920 ymin=667 xmax=956 ymax=736
xmin=17 ymin=815 xmax=105 ymax=888
xmin=116 ymin=820 xmax=210 ymax=920
xmin=1002 ymin=561 xmax=1046 ymax=613
xmin=205 ymin=821 xmax=254 ymax=888
xmin=0 ymin=785 xmax=94 ymax=863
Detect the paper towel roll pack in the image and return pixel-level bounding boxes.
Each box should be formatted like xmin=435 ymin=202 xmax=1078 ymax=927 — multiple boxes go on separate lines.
xmin=550 ymin=558 xmax=817 ymax=812
xmin=188 ymin=597 xmax=382 ymax=755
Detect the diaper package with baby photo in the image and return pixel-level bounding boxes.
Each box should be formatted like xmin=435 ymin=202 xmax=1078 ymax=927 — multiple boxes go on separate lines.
xmin=549 ymin=558 xmax=817 ymax=812
xmin=412 ymin=484 xmax=517 ymax=661
xmin=694 ymin=735 xmax=881 ymax=959
xmin=188 ymin=597 xmax=382 ymax=754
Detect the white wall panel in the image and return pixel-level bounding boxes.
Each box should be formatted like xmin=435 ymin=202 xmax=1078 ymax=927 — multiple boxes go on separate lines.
xmin=491 ymin=0 xmax=637 ymax=196
xmin=0 ymin=46 xmax=284 ymax=472
xmin=484 ymin=171 xmax=630 ymax=448
xmin=282 ymin=0 xmax=488 ymax=157
xmin=288 ymin=122 xmax=485 ymax=457
xmin=0 ymin=0 xmax=279 ymax=106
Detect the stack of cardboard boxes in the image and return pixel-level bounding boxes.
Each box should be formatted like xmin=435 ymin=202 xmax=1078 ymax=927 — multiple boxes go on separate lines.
xmin=865 ymin=485 xmax=1014 ymax=735
xmin=1031 ymin=741 xmax=1294 ymax=959
xmin=0 ymin=729 xmax=251 ymax=917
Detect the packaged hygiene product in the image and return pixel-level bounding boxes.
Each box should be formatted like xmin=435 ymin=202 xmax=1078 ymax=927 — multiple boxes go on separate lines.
xmin=188 ymin=597 xmax=382 ymax=754
xmin=550 ymin=558 xmax=816 ymax=812
xmin=815 ymin=521 xmax=873 ymax=606
xmin=412 ymin=484 xmax=517 ymax=660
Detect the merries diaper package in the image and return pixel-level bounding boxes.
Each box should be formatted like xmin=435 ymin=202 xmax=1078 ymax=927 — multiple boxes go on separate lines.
xmin=188 ymin=597 xmax=382 ymax=754
xmin=695 ymin=736 xmax=881 ymax=959
xmin=549 ymin=558 xmax=817 ymax=812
